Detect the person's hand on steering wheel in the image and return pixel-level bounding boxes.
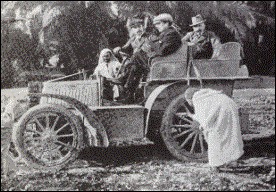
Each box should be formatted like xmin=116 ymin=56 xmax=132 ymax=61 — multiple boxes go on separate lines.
xmin=105 ymin=77 xmax=122 ymax=85
xmin=113 ymin=47 xmax=122 ymax=55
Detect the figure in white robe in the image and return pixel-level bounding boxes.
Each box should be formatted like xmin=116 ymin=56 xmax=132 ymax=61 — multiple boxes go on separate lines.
xmin=93 ymin=48 xmax=122 ymax=100
xmin=93 ymin=48 xmax=121 ymax=79
xmin=185 ymin=88 xmax=244 ymax=168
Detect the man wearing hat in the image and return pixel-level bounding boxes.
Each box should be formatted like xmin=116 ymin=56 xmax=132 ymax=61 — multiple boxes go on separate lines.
xmin=110 ymin=13 xmax=181 ymax=104
xmin=152 ymin=13 xmax=182 ymax=56
xmin=111 ymin=13 xmax=155 ymax=104
xmin=182 ymin=14 xmax=221 ymax=59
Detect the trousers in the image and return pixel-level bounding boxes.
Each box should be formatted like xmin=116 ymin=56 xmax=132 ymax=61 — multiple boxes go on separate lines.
xmin=116 ymin=50 xmax=149 ymax=103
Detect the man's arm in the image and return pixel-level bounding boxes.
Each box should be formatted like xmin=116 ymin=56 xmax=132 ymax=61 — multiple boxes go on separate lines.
xmin=182 ymin=32 xmax=191 ymax=42
xmin=113 ymin=35 xmax=135 ymax=56
xmin=182 ymin=32 xmax=195 ymax=46
xmin=157 ymin=30 xmax=182 ymax=56
xmin=113 ymin=44 xmax=133 ymax=56
xmin=121 ymin=43 xmax=133 ymax=55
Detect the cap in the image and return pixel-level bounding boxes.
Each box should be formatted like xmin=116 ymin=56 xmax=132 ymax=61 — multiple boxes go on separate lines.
xmin=153 ymin=13 xmax=173 ymax=25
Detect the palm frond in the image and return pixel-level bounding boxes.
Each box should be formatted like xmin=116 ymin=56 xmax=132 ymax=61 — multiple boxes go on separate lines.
xmin=221 ymin=1 xmax=274 ymax=29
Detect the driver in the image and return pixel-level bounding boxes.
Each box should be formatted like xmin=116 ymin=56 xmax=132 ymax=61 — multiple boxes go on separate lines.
xmin=112 ymin=13 xmax=155 ymax=104
xmin=112 ymin=13 xmax=182 ymax=104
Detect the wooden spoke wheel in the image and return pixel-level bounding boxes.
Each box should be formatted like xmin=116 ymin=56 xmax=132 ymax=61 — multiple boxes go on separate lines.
xmin=13 ymin=104 xmax=83 ymax=172
xmin=161 ymin=94 xmax=208 ymax=162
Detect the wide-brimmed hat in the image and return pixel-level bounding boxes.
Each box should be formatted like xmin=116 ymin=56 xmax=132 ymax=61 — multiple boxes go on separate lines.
xmin=153 ymin=13 xmax=173 ymax=25
xmin=189 ymin=14 xmax=206 ymax=26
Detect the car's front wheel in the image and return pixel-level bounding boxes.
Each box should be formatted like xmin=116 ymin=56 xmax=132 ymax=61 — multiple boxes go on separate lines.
xmin=13 ymin=104 xmax=83 ymax=172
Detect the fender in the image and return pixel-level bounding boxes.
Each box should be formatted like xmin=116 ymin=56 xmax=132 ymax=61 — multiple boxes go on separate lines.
xmin=29 ymin=93 xmax=109 ymax=147
xmin=145 ymin=81 xmax=190 ymax=136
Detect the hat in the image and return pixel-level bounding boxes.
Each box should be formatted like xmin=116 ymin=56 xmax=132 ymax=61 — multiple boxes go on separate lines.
xmin=126 ymin=17 xmax=144 ymax=28
xmin=189 ymin=14 xmax=206 ymax=26
xmin=153 ymin=13 xmax=173 ymax=25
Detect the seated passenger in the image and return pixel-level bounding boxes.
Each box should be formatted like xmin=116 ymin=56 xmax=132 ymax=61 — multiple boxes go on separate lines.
xmin=152 ymin=13 xmax=182 ymax=57
xmin=93 ymin=48 xmax=121 ymax=79
xmin=93 ymin=48 xmax=121 ymax=100
xmin=182 ymin=14 xmax=221 ymax=59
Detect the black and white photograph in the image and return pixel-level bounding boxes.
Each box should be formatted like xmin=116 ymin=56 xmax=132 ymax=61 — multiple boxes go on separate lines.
xmin=1 ymin=1 xmax=275 ymax=191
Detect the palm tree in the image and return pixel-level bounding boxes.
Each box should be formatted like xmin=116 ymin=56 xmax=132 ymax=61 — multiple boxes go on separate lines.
xmin=114 ymin=1 xmax=274 ymax=40
xmin=1 ymin=1 xmax=275 ymax=88
xmin=1 ymin=1 xmax=120 ymax=84
xmin=113 ymin=1 xmax=275 ymax=75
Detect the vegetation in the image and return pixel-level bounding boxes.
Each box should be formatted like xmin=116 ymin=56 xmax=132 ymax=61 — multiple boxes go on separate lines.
xmin=1 ymin=1 xmax=275 ymax=88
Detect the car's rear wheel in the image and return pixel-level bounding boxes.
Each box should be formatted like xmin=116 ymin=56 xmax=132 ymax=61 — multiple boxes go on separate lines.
xmin=161 ymin=94 xmax=208 ymax=162
xmin=13 ymin=104 xmax=83 ymax=172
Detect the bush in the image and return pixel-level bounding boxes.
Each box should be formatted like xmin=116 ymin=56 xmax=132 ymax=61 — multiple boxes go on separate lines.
xmin=1 ymin=60 xmax=16 ymax=89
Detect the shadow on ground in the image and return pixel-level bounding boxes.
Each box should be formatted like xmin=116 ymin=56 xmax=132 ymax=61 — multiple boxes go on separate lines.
xmin=78 ymin=139 xmax=275 ymax=168
xmin=78 ymin=143 xmax=174 ymax=167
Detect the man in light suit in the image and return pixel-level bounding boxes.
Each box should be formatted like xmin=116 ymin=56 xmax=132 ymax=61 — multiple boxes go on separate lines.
xmin=182 ymin=14 xmax=221 ymax=59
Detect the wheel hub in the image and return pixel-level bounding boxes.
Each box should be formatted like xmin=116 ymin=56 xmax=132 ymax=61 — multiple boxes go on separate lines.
xmin=42 ymin=129 xmax=57 ymax=143
xmin=161 ymin=95 xmax=208 ymax=162
xmin=190 ymin=119 xmax=201 ymax=134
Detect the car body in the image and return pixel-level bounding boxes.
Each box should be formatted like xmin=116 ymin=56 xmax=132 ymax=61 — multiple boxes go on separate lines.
xmin=11 ymin=42 xmax=250 ymax=171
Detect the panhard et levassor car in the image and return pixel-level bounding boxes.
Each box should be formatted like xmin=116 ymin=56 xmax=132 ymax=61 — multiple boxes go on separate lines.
xmin=12 ymin=42 xmax=250 ymax=171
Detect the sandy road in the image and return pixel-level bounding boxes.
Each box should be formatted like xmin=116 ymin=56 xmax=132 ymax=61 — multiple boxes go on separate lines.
xmin=1 ymin=86 xmax=275 ymax=191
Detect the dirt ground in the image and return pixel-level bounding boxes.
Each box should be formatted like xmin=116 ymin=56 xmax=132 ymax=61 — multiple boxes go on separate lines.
xmin=1 ymin=87 xmax=275 ymax=191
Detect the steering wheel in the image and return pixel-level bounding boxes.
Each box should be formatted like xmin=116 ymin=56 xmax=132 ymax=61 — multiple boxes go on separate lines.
xmin=118 ymin=51 xmax=130 ymax=58
xmin=105 ymin=77 xmax=122 ymax=85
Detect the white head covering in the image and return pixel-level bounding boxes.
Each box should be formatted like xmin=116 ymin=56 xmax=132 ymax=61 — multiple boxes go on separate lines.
xmin=98 ymin=48 xmax=117 ymax=66
xmin=94 ymin=48 xmax=121 ymax=78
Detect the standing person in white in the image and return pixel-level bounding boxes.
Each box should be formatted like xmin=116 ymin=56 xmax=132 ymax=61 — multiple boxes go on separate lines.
xmin=185 ymin=88 xmax=244 ymax=171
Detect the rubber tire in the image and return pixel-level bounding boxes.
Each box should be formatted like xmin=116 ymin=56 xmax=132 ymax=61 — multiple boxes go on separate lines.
xmin=12 ymin=104 xmax=84 ymax=172
xmin=160 ymin=94 xmax=208 ymax=162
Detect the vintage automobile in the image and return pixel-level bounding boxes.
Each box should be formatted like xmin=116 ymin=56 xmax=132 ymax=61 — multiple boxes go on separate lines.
xmin=11 ymin=42 xmax=250 ymax=171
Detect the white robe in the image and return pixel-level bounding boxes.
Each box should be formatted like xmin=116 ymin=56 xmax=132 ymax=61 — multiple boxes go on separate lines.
xmin=192 ymin=89 xmax=244 ymax=167
xmin=93 ymin=48 xmax=122 ymax=79
xmin=93 ymin=48 xmax=122 ymax=99
xmin=93 ymin=60 xmax=121 ymax=79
